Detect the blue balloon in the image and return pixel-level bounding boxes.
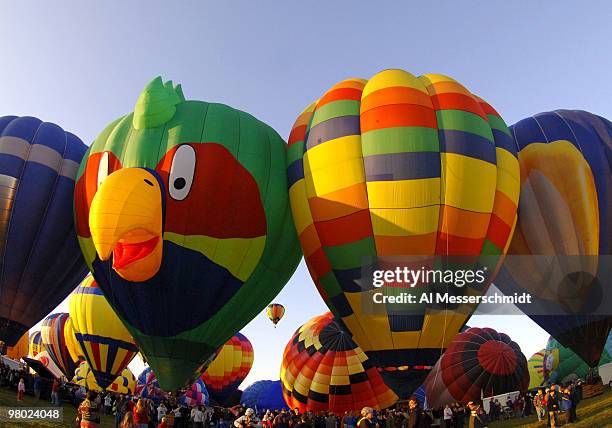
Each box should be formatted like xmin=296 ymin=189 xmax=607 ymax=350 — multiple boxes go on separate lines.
xmin=241 ymin=380 xmax=287 ymax=411
xmin=0 ymin=116 xmax=88 ymax=346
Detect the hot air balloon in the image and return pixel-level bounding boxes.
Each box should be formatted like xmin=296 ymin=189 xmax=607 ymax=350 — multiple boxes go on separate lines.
xmin=64 ymin=317 xmax=83 ymax=363
xmin=2 ymin=332 xmax=28 ymax=359
xmin=29 ymin=331 xmax=45 ymax=357
xmin=424 ymin=327 xmax=529 ymax=408
xmin=287 ymin=69 xmax=520 ymax=397
xmin=74 ymin=77 xmax=301 ymax=390
xmin=41 ymin=313 xmax=78 ymax=377
xmin=281 ymin=312 xmax=398 ymax=413
xmin=107 ymin=367 xmax=137 ymax=395
xmin=242 ymin=380 xmax=287 ymax=411
xmin=544 ymin=335 xmax=612 ymax=385
xmin=201 ymin=332 xmax=254 ymax=404
xmin=498 ymin=110 xmax=611 ymax=368
xmin=136 ymin=367 xmax=165 ymax=402
xmin=527 ymin=349 xmax=546 ymax=389
xmin=0 ymin=116 xmax=88 ymax=346
xmin=266 ymin=303 xmax=285 ymax=327
xmin=73 ymin=361 xmax=137 ymax=395
xmin=179 ymin=378 xmax=210 ymax=407
xmin=69 ymin=275 xmax=138 ymax=389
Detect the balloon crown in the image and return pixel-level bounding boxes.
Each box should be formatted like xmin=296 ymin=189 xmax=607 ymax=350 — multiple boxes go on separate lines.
xmin=133 ymin=76 xmax=185 ymax=129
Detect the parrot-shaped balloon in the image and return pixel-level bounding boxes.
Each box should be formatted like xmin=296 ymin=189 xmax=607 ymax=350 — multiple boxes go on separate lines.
xmin=74 ymin=77 xmax=301 ymax=390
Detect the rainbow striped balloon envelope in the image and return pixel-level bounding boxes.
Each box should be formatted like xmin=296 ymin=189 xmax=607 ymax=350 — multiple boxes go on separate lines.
xmin=201 ymin=332 xmax=253 ymax=404
xmin=281 ymin=312 xmax=398 ymax=413
xmin=69 ymin=275 xmax=138 ymax=388
xmin=41 ymin=313 xmax=78 ymax=377
xmin=287 ymin=69 xmax=520 ymax=397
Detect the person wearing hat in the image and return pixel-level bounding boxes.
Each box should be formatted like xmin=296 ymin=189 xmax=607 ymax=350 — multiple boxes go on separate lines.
xmin=357 ymin=407 xmax=375 ymax=428
xmin=406 ymin=396 xmax=431 ymax=428
xmin=235 ymin=408 xmax=260 ymax=428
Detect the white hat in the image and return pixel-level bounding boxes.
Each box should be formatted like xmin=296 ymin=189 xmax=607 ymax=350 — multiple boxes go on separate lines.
xmin=245 ymin=408 xmax=255 ymax=416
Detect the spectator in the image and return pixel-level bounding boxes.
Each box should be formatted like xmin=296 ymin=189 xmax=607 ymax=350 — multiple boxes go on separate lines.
xmin=442 ymin=405 xmax=452 ymax=428
xmin=17 ymin=377 xmax=25 ymax=401
xmin=122 ymin=411 xmax=136 ymax=428
xmin=193 ymin=406 xmax=205 ymax=428
xmin=77 ymin=390 xmax=102 ymax=428
xmin=466 ymin=401 xmax=487 ymax=428
xmin=533 ymin=389 xmax=545 ymax=421
xmin=406 ymin=397 xmax=431 ymax=428
xmin=133 ymin=398 xmax=151 ymax=427
xmin=546 ymin=386 xmax=560 ymax=428
xmin=357 ymin=408 xmax=375 ymax=428
xmin=105 ymin=393 xmax=113 ymax=415
xmin=326 ymin=412 xmax=337 ymax=428
xmin=51 ymin=378 xmax=60 ymax=406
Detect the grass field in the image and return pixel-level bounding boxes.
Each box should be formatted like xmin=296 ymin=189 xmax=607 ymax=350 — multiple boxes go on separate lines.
xmin=0 ymin=387 xmax=116 ymax=427
xmin=0 ymin=386 xmax=610 ymax=427
xmin=489 ymin=387 xmax=612 ymax=427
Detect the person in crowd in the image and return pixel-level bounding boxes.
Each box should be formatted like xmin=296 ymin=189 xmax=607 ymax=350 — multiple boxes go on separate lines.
xmin=235 ymin=408 xmax=258 ymax=428
xmin=122 ymin=411 xmax=136 ymax=428
xmin=159 ymin=415 xmax=171 ymax=428
xmin=357 ymin=407 xmax=375 ymax=428
xmin=325 ymin=412 xmax=337 ymax=428
xmin=133 ymin=398 xmax=151 ymax=428
xmin=193 ymin=405 xmax=205 ymax=428
xmin=273 ymin=408 xmax=291 ymax=428
xmin=50 ymin=378 xmax=60 ymax=406
xmin=442 ymin=404 xmax=452 ymax=428
xmin=466 ymin=401 xmax=487 ymax=428
xmin=453 ymin=403 xmax=465 ymax=428
xmin=174 ymin=404 xmax=185 ymax=428
xmin=569 ymin=383 xmax=579 ymax=422
xmin=77 ymin=390 xmax=102 ymax=428
xmin=533 ymin=389 xmax=545 ymax=422
xmin=32 ymin=374 xmax=41 ymax=400
xmin=546 ymin=385 xmax=560 ymax=428
xmin=295 ymin=413 xmax=312 ymax=428
xmin=17 ymin=377 xmax=25 ymax=401
xmin=560 ymin=387 xmax=572 ymax=425
xmin=406 ymin=397 xmax=431 ymax=428
xmin=105 ymin=393 xmax=113 ymax=415
xmin=158 ymin=402 xmax=168 ymax=424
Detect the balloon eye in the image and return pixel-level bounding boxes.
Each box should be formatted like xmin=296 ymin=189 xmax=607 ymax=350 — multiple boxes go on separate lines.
xmin=169 ymin=144 xmax=196 ymax=200
xmin=97 ymin=152 xmax=109 ymax=188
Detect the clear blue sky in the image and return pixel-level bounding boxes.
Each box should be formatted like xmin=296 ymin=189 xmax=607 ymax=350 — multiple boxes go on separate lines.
xmin=2 ymin=1 xmax=610 ymax=387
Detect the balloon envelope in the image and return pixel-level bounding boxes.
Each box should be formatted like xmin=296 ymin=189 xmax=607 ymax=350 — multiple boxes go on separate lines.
xmin=0 ymin=116 xmax=88 ymax=346
xmin=266 ymin=303 xmax=285 ymax=326
xmin=424 ymin=327 xmax=529 ymax=408
xmin=41 ymin=313 xmax=78 ymax=377
xmin=69 ymin=275 xmax=138 ymax=389
xmin=527 ymin=349 xmax=546 ymax=390
xmin=287 ymin=70 xmax=520 ymax=397
xmin=281 ymin=312 xmax=398 ymax=413
xmin=499 ymin=110 xmax=612 ymax=367
xmin=179 ymin=378 xmax=209 ymax=407
xmin=201 ymin=332 xmax=253 ymax=404
xmin=242 ymin=380 xmax=287 ymax=411
xmin=29 ymin=331 xmax=45 ymax=358
xmin=74 ymin=77 xmax=300 ymax=390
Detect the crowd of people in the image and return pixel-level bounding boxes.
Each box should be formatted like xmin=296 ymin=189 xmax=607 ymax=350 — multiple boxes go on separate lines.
xmin=0 ymin=359 xmax=593 ymax=428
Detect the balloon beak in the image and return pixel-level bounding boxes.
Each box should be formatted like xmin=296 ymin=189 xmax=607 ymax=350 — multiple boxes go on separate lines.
xmin=89 ymin=168 xmax=163 ymax=282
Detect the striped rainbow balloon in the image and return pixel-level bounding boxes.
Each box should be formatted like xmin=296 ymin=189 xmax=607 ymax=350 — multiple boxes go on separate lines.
xmin=287 ymin=69 xmax=520 ymax=398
